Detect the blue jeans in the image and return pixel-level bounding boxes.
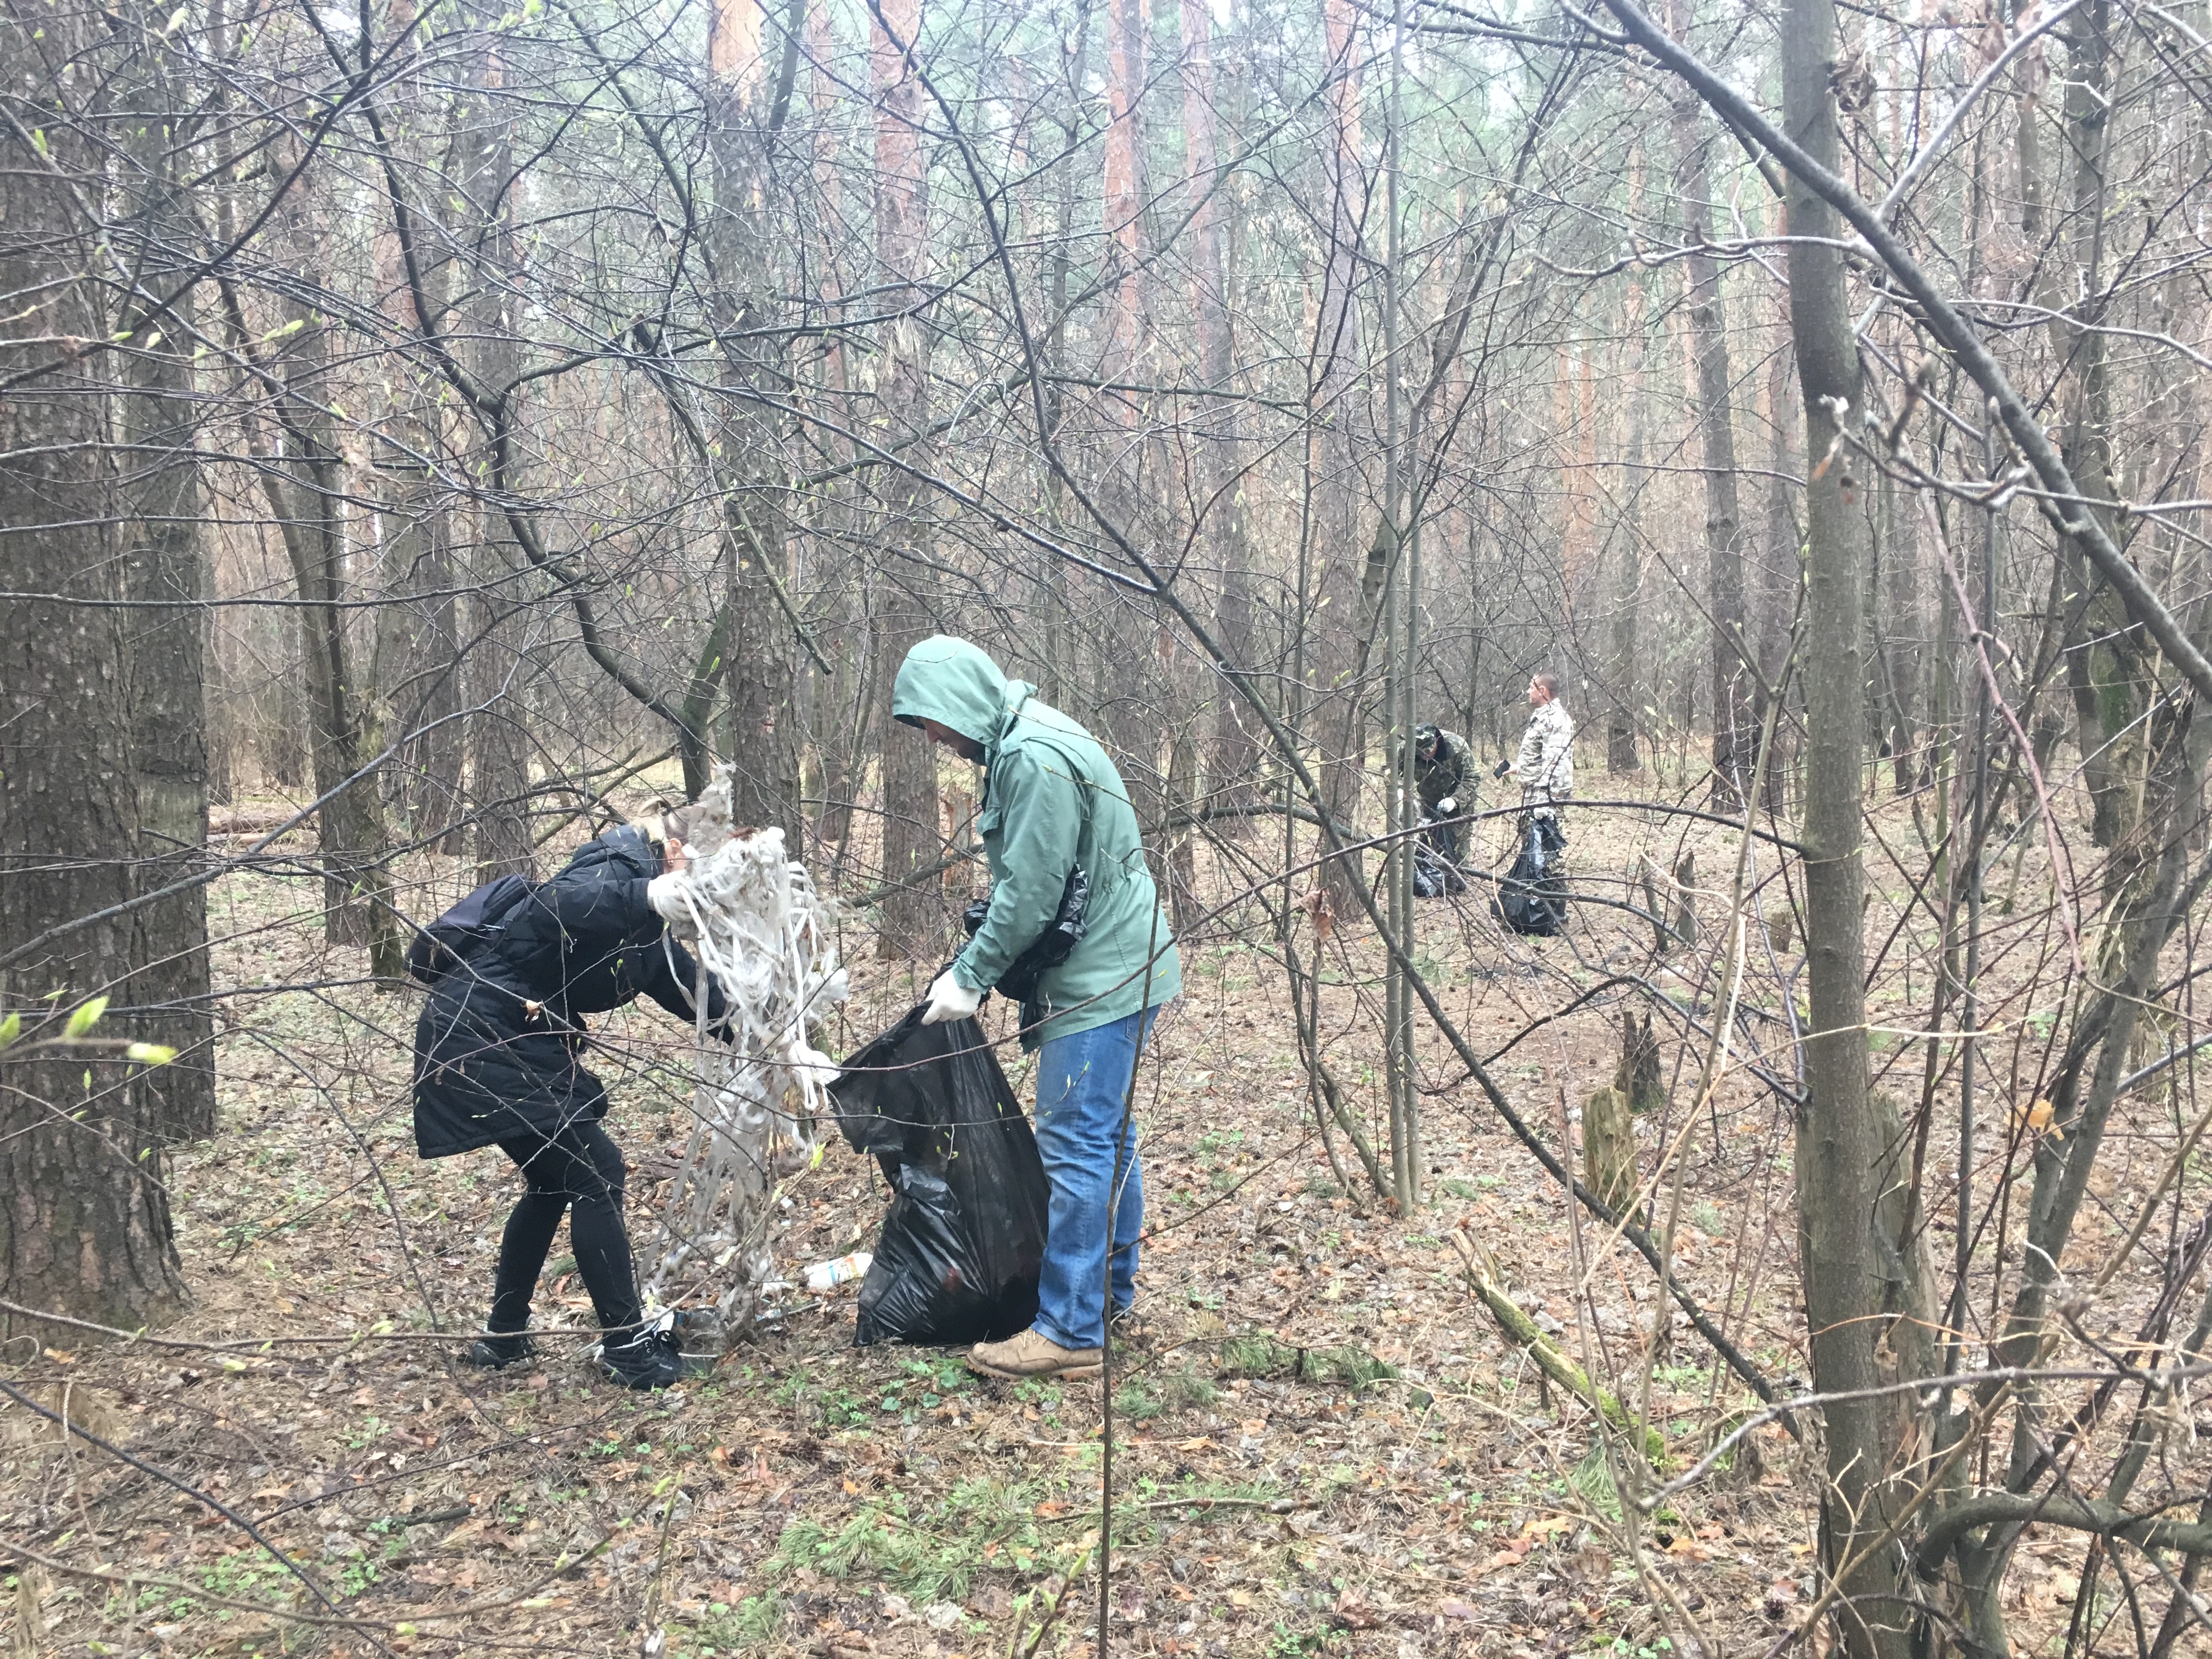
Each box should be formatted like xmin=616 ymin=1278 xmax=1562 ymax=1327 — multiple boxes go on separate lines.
xmin=1031 ymin=1006 xmax=1160 ymax=1350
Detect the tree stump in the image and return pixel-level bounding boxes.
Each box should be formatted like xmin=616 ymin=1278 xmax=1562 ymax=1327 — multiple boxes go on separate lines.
xmin=1671 ymin=851 xmax=1697 ymax=948
xmin=1581 ymin=1085 xmax=1639 ymax=1217
xmin=1615 ymin=1010 xmax=1665 ymax=1116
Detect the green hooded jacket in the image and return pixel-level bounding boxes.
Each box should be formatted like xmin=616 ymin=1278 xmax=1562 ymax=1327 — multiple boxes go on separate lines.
xmin=892 ymin=636 xmax=1180 ymax=1049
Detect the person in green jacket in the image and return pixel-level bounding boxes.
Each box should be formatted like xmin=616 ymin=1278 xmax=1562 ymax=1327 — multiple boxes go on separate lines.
xmin=893 ymin=635 xmax=1181 ymax=1382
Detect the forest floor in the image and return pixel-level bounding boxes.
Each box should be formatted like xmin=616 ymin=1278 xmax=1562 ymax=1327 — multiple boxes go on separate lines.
xmin=0 ymin=770 xmax=2158 ymax=1658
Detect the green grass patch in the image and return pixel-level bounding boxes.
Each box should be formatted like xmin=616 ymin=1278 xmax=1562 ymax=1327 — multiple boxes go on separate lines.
xmin=1217 ymin=1336 xmax=1397 ymax=1390
xmin=764 ymin=1476 xmax=1075 ymax=1600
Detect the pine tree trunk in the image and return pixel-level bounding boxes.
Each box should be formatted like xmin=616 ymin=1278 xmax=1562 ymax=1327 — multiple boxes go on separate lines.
xmin=119 ymin=20 xmax=215 ymax=1142
xmin=1668 ymin=0 xmax=1752 ymax=806
xmin=0 ymin=17 xmax=185 ymax=1328
xmin=1180 ymin=0 xmax=1260 ymax=819
xmin=706 ymin=0 xmax=804 ymax=831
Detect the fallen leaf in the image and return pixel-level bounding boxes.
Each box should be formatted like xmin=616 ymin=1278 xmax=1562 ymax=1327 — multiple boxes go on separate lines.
xmin=967 ymin=1584 xmax=1014 ymax=1619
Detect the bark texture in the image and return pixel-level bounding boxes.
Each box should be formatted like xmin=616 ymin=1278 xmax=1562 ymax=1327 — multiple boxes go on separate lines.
xmin=0 ymin=11 xmax=185 ymax=1329
xmin=705 ymin=0 xmax=804 ymax=830
xmin=119 ymin=18 xmax=215 ymax=1142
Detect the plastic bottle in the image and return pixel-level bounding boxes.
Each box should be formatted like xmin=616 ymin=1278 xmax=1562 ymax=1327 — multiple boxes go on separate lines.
xmin=803 ymin=1251 xmax=873 ymax=1293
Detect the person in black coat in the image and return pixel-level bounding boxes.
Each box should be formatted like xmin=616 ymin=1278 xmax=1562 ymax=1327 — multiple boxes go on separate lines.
xmin=413 ymin=812 xmax=723 ymax=1389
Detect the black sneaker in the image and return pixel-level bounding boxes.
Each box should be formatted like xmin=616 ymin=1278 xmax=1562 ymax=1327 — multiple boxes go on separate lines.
xmin=462 ymin=1332 xmax=537 ymax=1370
xmin=600 ymin=1328 xmax=711 ymax=1390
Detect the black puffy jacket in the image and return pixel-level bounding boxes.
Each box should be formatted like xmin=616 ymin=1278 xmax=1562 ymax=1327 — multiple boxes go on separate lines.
xmin=411 ymin=826 xmax=726 ymax=1158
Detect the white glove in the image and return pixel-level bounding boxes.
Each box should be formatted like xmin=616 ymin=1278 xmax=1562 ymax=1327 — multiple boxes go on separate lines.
xmin=646 ymin=872 xmax=690 ymax=922
xmin=922 ymin=968 xmax=983 ymax=1025
xmin=1438 ymin=797 xmax=1457 ymax=815
xmin=783 ymin=1035 xmax=840 ymax=1088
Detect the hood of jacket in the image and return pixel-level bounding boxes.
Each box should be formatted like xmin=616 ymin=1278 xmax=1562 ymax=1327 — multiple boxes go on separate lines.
xmin=568 ymin=822 xmax=659 ymax=881
xmin=891 ymin=635 xmax=1034 ymax=754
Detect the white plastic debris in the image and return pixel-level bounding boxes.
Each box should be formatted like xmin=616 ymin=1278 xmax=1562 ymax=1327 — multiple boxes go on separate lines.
xmin=639 ymin=766 xmax=845 ymax=1330
xmin=803 ymin=1251 xmax=872 ymax=1293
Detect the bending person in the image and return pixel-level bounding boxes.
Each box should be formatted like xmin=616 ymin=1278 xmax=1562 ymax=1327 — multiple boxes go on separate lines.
xmin=1413 ymin=722 xmax=1476 ymax=871
xmin=412 ymin=808 xmax=725 ymax=1390
xmin=893 ymin=636 xmax=1182 ymax=1383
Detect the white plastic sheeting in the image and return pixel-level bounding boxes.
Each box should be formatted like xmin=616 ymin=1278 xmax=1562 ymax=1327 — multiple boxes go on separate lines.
xmin=639 ymin=767 xmax=846 ymax=1327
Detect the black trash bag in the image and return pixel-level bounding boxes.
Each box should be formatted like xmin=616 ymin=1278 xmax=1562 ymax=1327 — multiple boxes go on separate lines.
xmin=1413 ymin=819 xmax=1466 ymax=897
xmin=828 ymin=1007 xmax=1050 ymax=1347
xmin=1494 ymin=821 xmax=1568 ymax=936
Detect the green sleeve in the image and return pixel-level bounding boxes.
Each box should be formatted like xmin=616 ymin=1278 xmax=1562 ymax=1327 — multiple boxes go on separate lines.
xmin=952 ymin=746 xmax=1083 ymax=994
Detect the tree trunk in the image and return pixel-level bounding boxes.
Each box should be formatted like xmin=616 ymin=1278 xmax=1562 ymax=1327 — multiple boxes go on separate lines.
xmin=0 ymin=15 xmax=185 ymax=1328
xmin=1088 ymin=0 xmax=1169 ymax=835
xmin=1758 ymin=263 xmax=1801 ymax=813
xmin=809 ymin=3 xmax=859 ymax=855
xmin=1181 ymin=0 xmax=1260 ymax=818
xmin=870 ymin=0 xmax=942 ymax=957
xmin=1668 ymin=0 xmax=1752 ymax=806
xmin=1870 ymin=464 xmax=1917 ymax=795
xmin=465 ymin=560 xmax=537 ymax=882
xmin=706 ymin=0 xmax=804 ymax=831
xmin=1609 ymin=135 xmax=1649 ymax=775
xmin=2046 ymin=2 xmax=2141 ymax=853
xmin=455 ymin=22 xmax=535 ymax=881
xmin=376 ymin=486 xmax=464 ymax=855
xmin=1313 ymin=0 xmax=1368 ymax=909
xmin=1782 ymin=2 xmax=1912 ymax=1653
xmin=263 ymin=167 xmax=404 ymax=973
xmin=370 ymin=26 xmax=464 ymax=861
xmin=118 ymin=17 xmax=215 ymax=1142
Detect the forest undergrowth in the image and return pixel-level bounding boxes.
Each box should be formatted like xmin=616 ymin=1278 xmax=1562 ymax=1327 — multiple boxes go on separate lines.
xmin=1 ymin=770 xmax=2191 ymax=1659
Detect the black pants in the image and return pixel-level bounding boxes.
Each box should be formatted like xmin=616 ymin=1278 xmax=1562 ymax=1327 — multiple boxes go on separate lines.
xmin=489 ymin=1119 xmax=642 ymax=1339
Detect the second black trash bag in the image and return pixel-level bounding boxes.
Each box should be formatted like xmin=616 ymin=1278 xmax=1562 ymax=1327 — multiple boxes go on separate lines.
xmin=1494 ymin=820 xmax=1567 ymax=937
xmin=827 ymin=1006 xmax=1051 ymax=1346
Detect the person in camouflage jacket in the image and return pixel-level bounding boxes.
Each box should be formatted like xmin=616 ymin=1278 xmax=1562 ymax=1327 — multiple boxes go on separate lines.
xmin=1413 ymin=723 xmax=1475 ymax=867
xmin=1508 ymin=671 xmax=1575 ymax=825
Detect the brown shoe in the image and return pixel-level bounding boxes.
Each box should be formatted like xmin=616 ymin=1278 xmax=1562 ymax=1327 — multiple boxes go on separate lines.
xmin=967 ymin=1327 xmax=1104 ymax=1381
